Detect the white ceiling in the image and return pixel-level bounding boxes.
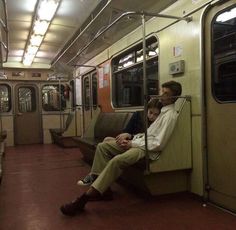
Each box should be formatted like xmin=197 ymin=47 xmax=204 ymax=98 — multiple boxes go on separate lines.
xmin=0 ymin=0 xmax=177 ymax=70
xmin=2 ymin=0 xmax=102 ymax=69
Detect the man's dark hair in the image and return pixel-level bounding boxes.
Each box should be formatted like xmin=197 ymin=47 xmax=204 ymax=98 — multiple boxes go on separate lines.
xmin=161 ymin=81 xmax=182 ymax=97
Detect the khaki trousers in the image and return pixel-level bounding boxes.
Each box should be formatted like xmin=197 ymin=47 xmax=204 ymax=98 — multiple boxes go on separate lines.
xmin=91 ymin=140 xmax=145 ymax=193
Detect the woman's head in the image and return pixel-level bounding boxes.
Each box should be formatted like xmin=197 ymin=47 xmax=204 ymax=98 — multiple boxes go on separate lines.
xmin=147 ymin=98 xmax=163 ymax=123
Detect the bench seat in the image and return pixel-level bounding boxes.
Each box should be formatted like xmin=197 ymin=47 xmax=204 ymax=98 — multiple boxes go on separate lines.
xmin=122 ymin=98 xmax=192 ymax=195
xmin=73 ymin=112 xmax=133 ymax=163
xmin=74 ymin=97 xmax=192 ymax=195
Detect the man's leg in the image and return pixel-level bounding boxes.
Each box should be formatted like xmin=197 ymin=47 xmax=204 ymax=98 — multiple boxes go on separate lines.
xmin=60 ymin=141 xmax=126 ymax=216
xmin=77 ymin=141 xmax=125 ymax=186
xmin=92 ymin=147 xmax=146 ymax=194
xmin=91 ymin=140 xmax=125 ymax=175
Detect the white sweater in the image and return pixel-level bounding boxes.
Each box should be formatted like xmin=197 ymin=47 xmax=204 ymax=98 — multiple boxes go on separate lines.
xmin=131 ymin=104 xmax=178 ymax=160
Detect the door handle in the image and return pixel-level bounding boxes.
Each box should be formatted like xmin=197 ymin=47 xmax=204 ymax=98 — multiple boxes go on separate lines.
xmin=17 ymin=113 xmax=23 ymax=116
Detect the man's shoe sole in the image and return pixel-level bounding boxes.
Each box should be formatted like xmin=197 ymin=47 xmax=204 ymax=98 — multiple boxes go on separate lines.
xmin=77 ymin=181 xmax=92 ymax=186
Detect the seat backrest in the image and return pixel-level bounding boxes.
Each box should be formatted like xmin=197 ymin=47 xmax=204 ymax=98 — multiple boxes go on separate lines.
xmin=150 ymin=97 xmax=192 ymax=173
xmin=94 ymin=112 xmax=132 ymax=140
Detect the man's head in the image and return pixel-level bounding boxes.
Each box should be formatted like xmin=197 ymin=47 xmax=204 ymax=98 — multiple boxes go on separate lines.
xmin=160 ymin=81 xmax=182 ymax=106
xmin=147 ymin=98 xmax=163 ymax=123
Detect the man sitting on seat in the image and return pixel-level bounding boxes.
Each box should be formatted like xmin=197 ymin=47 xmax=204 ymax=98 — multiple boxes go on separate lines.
xmin=60 ymin=80 xmax=182 ymax=216
xmin=77 ymin=98 xmax=163 ymax=186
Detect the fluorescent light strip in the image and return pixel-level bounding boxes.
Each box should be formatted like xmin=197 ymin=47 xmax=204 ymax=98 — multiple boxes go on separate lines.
xmin=34 ymin=20 xmax=50 ymax=35
xmin=23 ymin=0 xmax=60 ymax=66
xmin=30 ymin=35 xmax=44 ymax=46
xmin=38 ymin=0 xmax=59 ymax=21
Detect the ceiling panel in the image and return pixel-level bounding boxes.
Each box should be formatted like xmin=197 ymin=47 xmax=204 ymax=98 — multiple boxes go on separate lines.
xmin=2 ymin=0 xmax=104 ymax=69
xmin=1 ymin=0 xmax=178 ymax=70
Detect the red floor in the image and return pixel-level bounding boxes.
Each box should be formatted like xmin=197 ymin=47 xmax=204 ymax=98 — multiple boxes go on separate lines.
xmin=0 ymin=144 xmax=236 ymax=230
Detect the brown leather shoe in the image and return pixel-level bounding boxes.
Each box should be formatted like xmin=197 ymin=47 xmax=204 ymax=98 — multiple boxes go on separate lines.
xmin=60 ymin=194 xmax=88 ymax=216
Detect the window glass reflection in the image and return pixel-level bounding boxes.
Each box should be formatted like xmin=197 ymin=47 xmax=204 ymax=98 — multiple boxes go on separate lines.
xmin=42 ymin=84 xmax=66 ymax=111
xmin=18 ymin=87 xmax=36 ymax=112
xmin=212 ymin=6 xmax=236 ymax=102
xmin=112 ymin=36 xmax=159 ymax=108
xmin=92 ymin=73 xmax=98 ymax=109
xmin=83 ymin=77 xmax=90 ymax=111
xmin=0 ymin=84 xmax=11 ymax=113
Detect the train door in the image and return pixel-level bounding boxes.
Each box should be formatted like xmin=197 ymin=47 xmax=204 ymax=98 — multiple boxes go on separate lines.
xmin=14 ymin=84 xmax=42 ymax=144
xmin=82 ymin=71 xmax=98 ymax=133
xmin=204 ymin=1 xmax=236 ymax=212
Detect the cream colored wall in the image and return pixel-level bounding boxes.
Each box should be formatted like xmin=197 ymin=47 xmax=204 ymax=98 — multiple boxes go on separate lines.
xmin=42 ymin=112 xmax=77 ymax=144
xmin=0 ymin=115 xmax=14 ymax=146
xmin=3 ymin=69 xmax=52 ymax=81
xmin=42 ymin=115 xmax=61 ymax=144
xmin=79 ymin=0 xmax=211 ymax=196
xmin=157 ymin=9 xmax=204 ymax=196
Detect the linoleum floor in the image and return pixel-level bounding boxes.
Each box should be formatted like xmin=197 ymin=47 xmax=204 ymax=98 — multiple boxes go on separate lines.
xmin=0 ymin=144 xmax=236 ymax=230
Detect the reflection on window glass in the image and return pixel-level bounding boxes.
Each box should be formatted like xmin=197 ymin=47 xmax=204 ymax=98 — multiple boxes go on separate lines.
xmin=114 ymin=59 xmax=158 ymax=107
xmin=118 ymin=52 xmax=135 ymax=70
xmin=18 ymin=87 xmax=36 ymax=112
xmin=42 ymin=84 xmax=66 ymax=111
xmin=0 ymin=84 xmax=11 ymax=112
xmin=212 ymin=6 xmax=236 ymax=102
xmin=136 ymin=42 xmax=158 ymax=62
xmin=112 ymin=36 xmax=159 ymax=108
xmin=83 ymin=77 xmax=90 ymax=111
xmin=92 ymin=73 xmax=98 ymax=109
xmin=69 ymin=80 xmax=75 ymax=110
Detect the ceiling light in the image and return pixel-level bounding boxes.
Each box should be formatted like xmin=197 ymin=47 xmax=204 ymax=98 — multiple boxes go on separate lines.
xmin=23 ymin=0 xmax=60 ymax=66
xmin=34 ymin=20 xmax=50 ymax=35
xmin=38 ymin=0 xmax=60 ymax=21
xmin=27 ymin=45 xmax=39 ymax=55
xmin=23 ymin=54 xmax=35 ymax=66
xmin=30 ymin=35 xmax=44 ymax=46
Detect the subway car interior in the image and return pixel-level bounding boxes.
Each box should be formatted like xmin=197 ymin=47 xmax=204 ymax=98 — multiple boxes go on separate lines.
xmin=1 ymin=0 xmax=236 ymax=229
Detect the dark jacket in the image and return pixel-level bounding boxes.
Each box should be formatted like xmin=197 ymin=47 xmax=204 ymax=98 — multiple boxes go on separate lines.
xmin=123 ymin=111 xmax=150 ymax=136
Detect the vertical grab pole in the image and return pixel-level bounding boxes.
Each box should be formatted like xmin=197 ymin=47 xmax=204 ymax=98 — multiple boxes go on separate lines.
xmin=58 ymin=77 xmax=62 ymax=130
xmin=142 ymin=14 xmax=150 ymax=174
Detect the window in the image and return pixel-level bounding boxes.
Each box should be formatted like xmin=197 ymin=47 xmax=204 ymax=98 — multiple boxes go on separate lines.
xmin=83 ymin=77 xmax=90 ymax=111
xmin=18 ymin=87 xmax=36 ymax=112
xmin=42 ymin=84 xmax=66 ymax=111
xmin=69 ymin=80 xmax=76 ymax=110
xmin=92 ymin=73 xmax=98 ymax=109
xmin=82 ymin=72 xmax=98 ymax=111
xmin=0 ymin=84 xmax=11 ymax=112
xmin=212 ymin=6 xmax=236 ymax=102
xmin=112 ymin=36 xmax=159 ymax=108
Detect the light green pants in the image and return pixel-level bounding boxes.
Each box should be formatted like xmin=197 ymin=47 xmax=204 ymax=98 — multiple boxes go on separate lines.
xmin=91 ymin=140 xmax=146 ymax=194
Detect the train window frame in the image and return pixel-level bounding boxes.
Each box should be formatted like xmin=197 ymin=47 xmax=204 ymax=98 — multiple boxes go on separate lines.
xmin=41 ymin=84 xmax=66 ymax=111
xmin=211 ymin=5 xmax=236 ymax=103
xmin=0 ymin=84 xmax=11 ymax=113
xmin=111 ymin=36 xmax=159 ymax=109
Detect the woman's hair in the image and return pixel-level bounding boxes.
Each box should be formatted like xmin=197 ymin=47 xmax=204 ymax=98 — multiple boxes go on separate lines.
xmin=147 ymin=98 xmax=163 ymax=111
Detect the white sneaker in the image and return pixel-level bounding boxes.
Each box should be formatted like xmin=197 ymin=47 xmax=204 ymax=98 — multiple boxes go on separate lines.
xmin=77 ymin=174 xmax=97 ymax=186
